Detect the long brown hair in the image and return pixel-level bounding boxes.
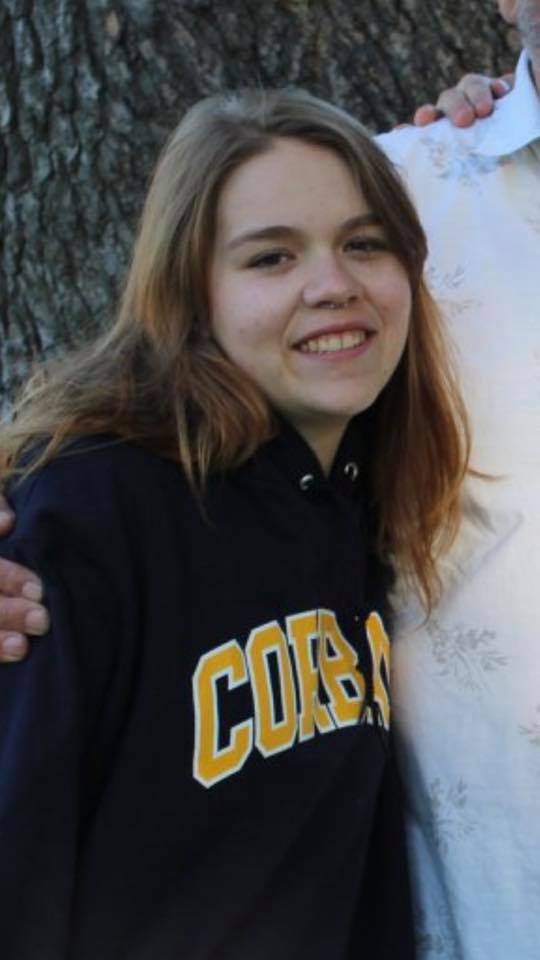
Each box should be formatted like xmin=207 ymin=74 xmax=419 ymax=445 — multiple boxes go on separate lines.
xmin=0 ymin=88 xmax=470 ymax=610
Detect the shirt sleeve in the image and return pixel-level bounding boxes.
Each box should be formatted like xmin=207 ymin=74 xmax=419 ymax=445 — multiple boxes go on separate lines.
xmin=0 ymin=460 xmax=136 ymax=960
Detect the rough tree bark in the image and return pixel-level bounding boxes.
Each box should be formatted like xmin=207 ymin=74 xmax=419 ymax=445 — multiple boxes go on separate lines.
xmin=1 ymin=0 xmax=519 ymax=410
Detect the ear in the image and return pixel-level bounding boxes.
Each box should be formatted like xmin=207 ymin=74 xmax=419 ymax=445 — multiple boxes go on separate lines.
xmin=498 ymin=0 xmax=518 ymax=25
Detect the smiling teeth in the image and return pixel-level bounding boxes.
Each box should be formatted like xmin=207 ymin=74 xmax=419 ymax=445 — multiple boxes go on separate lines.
xmin=299 ymin=331 xmax=367 ymax=354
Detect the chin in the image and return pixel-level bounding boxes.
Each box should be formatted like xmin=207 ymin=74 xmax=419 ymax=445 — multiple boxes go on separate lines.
xmin=335 ymin=391 xmax=382 ymax=418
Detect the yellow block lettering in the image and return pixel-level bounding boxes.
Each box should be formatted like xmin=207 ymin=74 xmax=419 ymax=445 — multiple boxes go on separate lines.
xmin=319 ymin=610 xmax=366 ymax=727
xmin=247 ymin=621 xmax=298 ymax=758
xmin=192 ymin=640 xmax=252 ymax=788
xmin=365 ymin=612 xmax=391 ymax=730
xmin=287 ymin=611 xmax=335 ymax=741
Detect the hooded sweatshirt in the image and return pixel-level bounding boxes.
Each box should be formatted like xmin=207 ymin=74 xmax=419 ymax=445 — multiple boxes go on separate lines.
xmin=0 ymin=419 xmax=414 ymax=959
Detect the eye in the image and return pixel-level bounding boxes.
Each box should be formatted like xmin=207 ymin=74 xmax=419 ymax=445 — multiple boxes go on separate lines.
xmin=246 ymin=250 xmax=294 ymax=269
xmin=345 ymin=236 xmax=389 ymax=255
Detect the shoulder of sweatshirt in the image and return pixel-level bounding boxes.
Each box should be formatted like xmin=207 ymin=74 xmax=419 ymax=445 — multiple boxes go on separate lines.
xmin=5 ymin=435 xmax=192 ymax=557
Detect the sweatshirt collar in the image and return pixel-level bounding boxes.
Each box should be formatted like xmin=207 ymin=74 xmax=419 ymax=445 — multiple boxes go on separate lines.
xmin=255 ymin=414 xmax=371 ymax=499
xmin=471 ymin=51 xmax=540 ymax=157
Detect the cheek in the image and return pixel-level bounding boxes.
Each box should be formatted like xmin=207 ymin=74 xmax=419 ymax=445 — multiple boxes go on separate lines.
xmin=381 ymin=274 xmax=412 ymax=335
xmin=210 ymin=278 xmax=285 ymax=354
xmin=379 ymin=278 xmax=411 ymax=369
xmin=208 ymin=283 xmax=279 ymax=379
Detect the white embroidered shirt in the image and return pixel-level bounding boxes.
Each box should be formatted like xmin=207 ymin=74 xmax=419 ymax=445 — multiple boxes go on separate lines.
xmin=377 ymin=52 xmax=540 ymax=960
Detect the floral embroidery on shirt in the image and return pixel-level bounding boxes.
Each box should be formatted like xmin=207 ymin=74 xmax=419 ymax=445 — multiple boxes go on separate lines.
xmin=425 ymin=265 xmax=479 ymax=320
xmin=415 ymin=904 xmax=460 ymax=959
xmin=420 ymin=135 xmax=507 ymax=186
xmin=426 ymin=777 xmax=478 ymax=856
xmin=519 ymin=704 xmax=540 ymax=754
xmin=524 ymin=197 xmax=540 ymax=234
xmin=426 ymin=619 xmax=509 ymax=692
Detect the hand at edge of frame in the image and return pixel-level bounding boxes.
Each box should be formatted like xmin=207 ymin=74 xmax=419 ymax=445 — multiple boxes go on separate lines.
xmin=412 ymin=73 xmax=515 ymax=128
xmin=0 ymin=495 xmax=49 ymax=662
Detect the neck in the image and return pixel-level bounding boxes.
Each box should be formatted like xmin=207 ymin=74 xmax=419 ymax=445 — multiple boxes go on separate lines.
xmin=297 ymin=420 xmax=348 ymax=477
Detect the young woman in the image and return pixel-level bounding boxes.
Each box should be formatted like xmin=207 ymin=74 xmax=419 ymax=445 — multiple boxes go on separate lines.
xmin=0 ymin=88 xmax=469 ymax=959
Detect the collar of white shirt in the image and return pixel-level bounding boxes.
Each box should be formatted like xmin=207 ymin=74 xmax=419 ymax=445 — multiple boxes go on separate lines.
xmin=472 ymin=51 xmax=540 ymax=157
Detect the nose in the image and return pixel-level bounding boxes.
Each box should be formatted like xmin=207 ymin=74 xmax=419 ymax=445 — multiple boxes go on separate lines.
xmin=302 ymin=254 xmax=359 ymax=310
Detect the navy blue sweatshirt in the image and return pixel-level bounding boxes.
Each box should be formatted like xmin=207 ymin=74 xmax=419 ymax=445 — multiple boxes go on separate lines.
xmin=0 ymin=421 xmax=414 ymax=959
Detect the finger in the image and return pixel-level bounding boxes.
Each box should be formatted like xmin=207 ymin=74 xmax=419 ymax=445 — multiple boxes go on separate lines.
xmin=435 ymin=88 xmax=476 ymax=128
xmin=0 ymin=596 xmax=49 ymax=635
xmin=0 ymin=493 xmax=15 ymax=535
xmin=0 ymin=632 xmax=30 ymax=663
xmin=458 ymin=74 xmax=496 ymax=117
xmin=492 ymin=74 xmax=514 ymax=98
xmin=0 ymin=556 xmax=44 ymax=600
xmin=413 ymin=104 xmax=444 ymax=127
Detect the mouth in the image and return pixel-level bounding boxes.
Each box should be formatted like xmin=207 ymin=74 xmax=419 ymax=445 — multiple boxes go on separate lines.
xmin=294 ymin=328 xmax=371 ymax=356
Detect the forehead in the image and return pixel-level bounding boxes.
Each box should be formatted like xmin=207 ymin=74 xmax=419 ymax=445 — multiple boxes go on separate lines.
xmin=215 ymin=138 xmax=370 ymax=235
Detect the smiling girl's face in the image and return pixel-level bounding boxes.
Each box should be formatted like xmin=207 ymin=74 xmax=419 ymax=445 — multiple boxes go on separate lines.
xmin=209 ymin=137 xmax=411 ymax=470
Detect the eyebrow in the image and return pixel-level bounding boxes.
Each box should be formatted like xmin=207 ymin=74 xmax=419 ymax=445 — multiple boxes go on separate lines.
xmin=225 ymin=213 xmax=383 ymax=251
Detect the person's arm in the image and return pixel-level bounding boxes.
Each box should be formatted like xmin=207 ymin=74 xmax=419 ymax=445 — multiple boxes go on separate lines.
xmin=0 ymin=494 xmax=48 ymax=661
xmin=413 ymin=72 xmax=514 ymax=127
xmin=0 ymin=545 xmax=81 ymax=958
xmin=0 ymin=467 xmax=124 ymax=958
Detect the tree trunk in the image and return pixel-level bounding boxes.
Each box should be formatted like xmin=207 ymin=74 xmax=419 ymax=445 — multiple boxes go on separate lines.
xmin=1 ymin=0 xmax=519 ymax=410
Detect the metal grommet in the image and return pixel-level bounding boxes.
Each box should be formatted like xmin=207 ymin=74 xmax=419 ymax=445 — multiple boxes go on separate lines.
xmin=344 ymin=461 xmax=359 ymax=482
xmin=299 ymin=473 xmax=315 ymax=491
